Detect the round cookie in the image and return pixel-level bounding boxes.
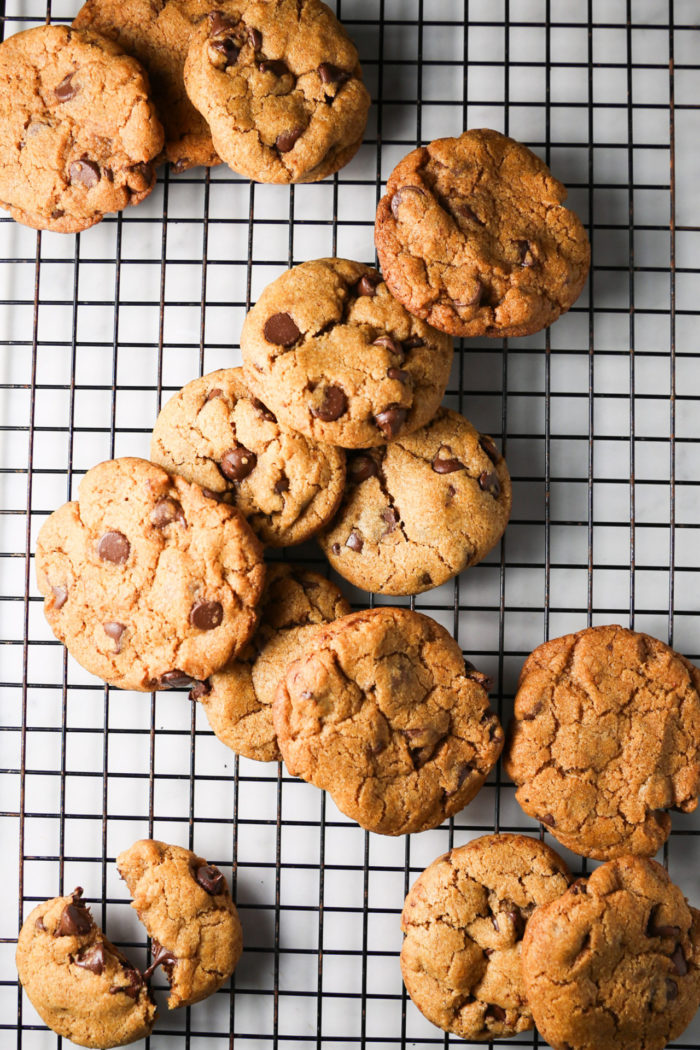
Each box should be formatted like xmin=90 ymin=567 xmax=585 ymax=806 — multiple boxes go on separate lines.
xmin=151 ymin=367 xmax=346 ymax=547
xmin=35 ymin=457 xmax=265 ymax=692
xmin=73 ymin=0 xmax=220 ymax=171
xmin=318 ymin=409 xmax=511 ymax=595
xmin=16 ymin=887 xmax=156 ymax=1048
xmin=0 ymin=24 xmax=164 ymax=233
xmin=522 ymin=857 xmax=700 ymax=1050
xmin=375 ymin=128 xmax=590 ymax=338
xmin=240 ymin=258 xmax=454 ymax=449
xmin=117 ymin=839 xmax=243 ymax=1009
xmin=199 ymin=563 xmax=351 ymax=762
xmin=504 ymin=624 xmax=700 ymax=860
xmin=183 ymin=0 xmax=370 ymax=183
xmin=401 ymin=834 xmax=571 ymax=1040
xmin=273 ymin=607 xmax=503 ymax=835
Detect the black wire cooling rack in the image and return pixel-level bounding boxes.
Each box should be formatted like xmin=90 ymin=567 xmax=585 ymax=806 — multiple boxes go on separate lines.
xmin=2 ymin=0 xmax=700 ymax=1047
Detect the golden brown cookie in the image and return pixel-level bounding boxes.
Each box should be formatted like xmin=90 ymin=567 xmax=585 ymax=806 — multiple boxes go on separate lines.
xmin=522 ymin=857 xmax=700 ymax=1050
xmin=117 ymin=839 xmax=243 ymax=1009
xmin=16 ymin=888 xmax=156 ymax=1048
xmin=401 ymin=834 xmax=571 ymax=1040
xmin=151 ymin=368 xmax=346 ymax=547
xmin=318 ymin=409 xmax=511 ymax=594
xmin=273 ymin=607 xmax=503 ymax=835
xmin=504 ymin=625 xmax=700 ymax=860
xmin=198 ymin=563 xmax=351 ymax=762
xmin=375 ymin=129 xmax=590 ymax=338
xmin=35 ymin=457 xmax=265 ymax=692
xmin=240 ymin=258 xmax=454 ymax=449
xmin=0 ymin=24 xmax=164 ymax=232
xmin=183 ymin=0 xmax=370 ymax=183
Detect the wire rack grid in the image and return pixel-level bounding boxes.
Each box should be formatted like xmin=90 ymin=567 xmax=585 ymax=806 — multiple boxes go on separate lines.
xmin=1 ymin=0 xmax=700 ymax=1047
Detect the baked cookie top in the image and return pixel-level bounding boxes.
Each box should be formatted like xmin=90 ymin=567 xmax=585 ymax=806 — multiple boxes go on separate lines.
xmin=74 ymin=0 xmax=219 ymax=171
xmin=375 ymin=128 xmax=590 ymax=338
xmin=117 ymin=839 xmax=243 ymax=1009
xmin=504 ymin=624 xmax=700 ymax=860
xmin=199 ymin=563 xmax=351 ymax=762
xmin=183 ymin=0 xmax=370 ymax=183
xmin=151 ymin=367 xmax=346 ymax=547
xmin=401 ymin=834 xmax=571 ymax=1040
xmin=0 ymin=24 xmax=164 ymax=233
xmin=273 ymin=607 xmax=503 ymax=835
xmin=35 ymin=457 xmax=265 ymax=691
xmin=16 ymin=888 xmax=156 ymax=1048
xmin=522 ymin=857 xmax=700 ymax=1050
xmin=240 ymin=258 xmax=454 ymax=448
xmin=318 ymin=409 xmax=511 ymax=595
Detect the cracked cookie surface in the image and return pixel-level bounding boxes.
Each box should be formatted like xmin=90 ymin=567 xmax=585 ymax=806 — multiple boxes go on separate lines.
xmin=522 ymin=857 xmax=700 ymax=1050
xmin=183 ymin=0 xmax=370 ymax=183
xmin=401 ymin=834 xmax=571 ymax=1040
xmin=0 ymin=24 xmax=164 ymax=232
xmin=151 ymin=367 xmax=346 ymax=547
xmin=16 ymin=887 xmax=156 ymax=1048
xmin=240 ymin=258 xmax=454 ymax=448
xmin=375 ymin=128 xmax=590 ymax=337
xmin=35 ymin=457 xmax=265 ymax=691
xmin=318 ymin=409 xmax=511 ymax=594
xmin=273 ymin=607 xmax=503 ymax=835
xmin=504 ymin=624 xmax=700 ymax=860
xmin=199 ymin=563 xmax=351 ymax=761
xmin=74 ymin=0 xmax=220 ymax=171
xmin=117 ymin=839 xmax=242 ymax=1009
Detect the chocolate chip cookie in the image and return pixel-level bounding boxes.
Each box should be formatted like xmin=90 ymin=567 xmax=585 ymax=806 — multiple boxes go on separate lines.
xmin=198 ymin=562 xmax=351 ymax=762
xmin=117 ymin=840 xmax=243 ymax=1009
xmin=375 ymin=128 xmax=590 ymax=338
xmin=16 ymin=887 xmax=156 ymax=1048
xmin=183 ymin=0 xmax=370 ymax=183
xmin=522 ymin=857 xmax=700 ymax=1050
xmin=318 ymin=409 xmax=511 ymax=594
xmin=273 ymin=607 xmax=503 ymax=835
xmin=35 ymin=457 xmax=265 ymax=692
xmin=73 ymin=0 xmax=219 ymax=171
xmin=0 ymin=24 xmax=164 ymax=233
xmin=401 ymin=834 xmax=571 ymax=1040
xmin=504 ymin=625 xmax=700 ymax=860
xmin=151 ymin=367 xmax=346 ymax=547
xmin=240 ymin=258 xmax=454 ymax=448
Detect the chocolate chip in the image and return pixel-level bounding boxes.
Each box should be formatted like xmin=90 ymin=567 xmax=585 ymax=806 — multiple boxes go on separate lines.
xmin=448 ymin=763 xmax=472 ymax=793
xmin=456 ymin=202 xmax=484 ymax=224
xmin=195 ymin=863 xmax=226 ymax=895
xmin=486 ymin=1005 xmax=507 ymax=1022
xmin=390 ymin=185 xmax=425 ymax=218
xmin=190 ymin=600 xmax=223 ymax=630
xmin=35 ymin=917 xmax=46 ymax=932
xmin=445 ymin=485 xmax=456 ymax=505
xmin=403 ymin=335 xmax=425 ymax=349
xmin=432 ymin=450 xmax=464 ymax=473
xmin=420 ymin=572 xmax=432 ymax=586
xmin=455 ymin=281 xmax=484 ymax=308
xmin=491 ymin=916 xmax=499 ymax=932
xmin=248 ymin=26 xmax=262 ymax=49
xmin=467 ymin=669 xmax=494 ymax=691
xmin=259 ymin=59 xmax=289 ymax=76
xmin=331 ymin=543 xmax=341 ymax=555
xmin=479 ymin=470 xmax=501 ymax=497
xmin=276 ymin=126 xmax=304 ymax=153
xmin=263 ymin=311 xmax=301 ymax=346
xmin=74 ymin=942 xmax=105 ymax=975
xmin=209 ymin=35 xmax=239 ymax=66
xmin=151 ymin=497 xmax=185 ymax=527
xmin=349 ymin=454 xmax=378 ymax=482
xmin=201 ymin=488 xmax=222 ymax=501
xmin=647 ymin=909 xmax=682 ymax=940
xmin=251 ymin=396 xmax=277 ymax=422
xmin=110 ymin=968 xmax=143 ymax=999
xmin=208 ymin=10 xmax=236 ymax=34
xmin=274 ymin=475 xmax=290 ymax=494
xmin=345 ymin=531 xmax=364 ymax=552
xmin=570 ymin=880 xmax=588 ymax=895
xmin=666 ymin=978 xmax=678 ymax=1000
xmin=381 ymin=507 xmax=399 ymax=534
xmin=311 ymin=385 xmax=347 ymax=422
xmin=318 ymin=62 xmax=351 ymax=85
xmin=56 ymin=897 xmax=92 ymax=937
xmin=52 ymin=585 xmax=68 ymax=609
xmin=98 ymin=531 xmax=130 ymax=564
xmin=220 ymin=445 xmax=257 ymax=482
xmin=103 ymin=622 xmax=126 ymax=653
xmin=51 ymin=209 xmax=65 ymax=219
xmin=55 ymin=73 xmax=77 ymax=102
xmin=372 ymin=335 xmax=404 ymax=361
xmin=69 ymin=159 xmax=100 ymax=188
xmin=159 ymin=670 xmax=198 ymax=689
xmin=480 ymin=435 xmax=499 ymax=463
xmin=127 ymin=162 xmax=153 ymax=191
xmin=540 ymin=813 xmax=556 ymax=827
xmin=374 ymin=405 xmax=407 ymax=438
xmin=387 ymin=367 xmax=409 ymax=383
xmin=189 ymin=679 xmax=211 ymax=701
xmin=143 ymin=939 xmax=177 ymax=981
xmin=517 ymin=240 xmax=536 ymax=267
xmin=356 ymin=273 xmax=381 ymax=297
xmin=671 ymin=944 xmax=688 ymax=976
xmin=506 ymin=907 xmax=525 ymax=939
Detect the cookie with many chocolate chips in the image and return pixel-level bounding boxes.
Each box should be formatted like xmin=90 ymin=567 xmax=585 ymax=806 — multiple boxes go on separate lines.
xmin=183 ymin=0 xmax=370 ymax=182
xmin=0 ymin=24 xmax=164 ymax=232
xmin=240 ymin=258 xmax=454 ymax=448
xmin=117 ymin=839 xmax=242 ymax=1009
xmin=273 ymin=607 xmax=503 ymax=835
xmin=151 ymin=367 xmax=346 ymax=547
xmin=318 ymin=409 xmax=511 ymax=594
xmin=16 ymin=887 xmax=156 ymax=1048
xmin=73 ymin=0 xmax=220 ymax=171
xmin=401 ymin=834 xmax=571 ymax=1040
xmin=375 ymin=128 xmax=590 ymax=337
xmin=199 ymin=562 xmax=351 ymax=761
xmin=504 ymin=625 xmax=700 ymax=860
xmin=35 ymin=457 xmax=265 ymax=691
xmin=522 ymin=857 xmax=700 ymax=1050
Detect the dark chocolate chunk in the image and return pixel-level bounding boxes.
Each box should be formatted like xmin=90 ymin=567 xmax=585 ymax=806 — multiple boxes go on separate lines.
xmin=110 ymin=968 xmax=143 ymax=999
xmin=540 ymin=813 xmax=556 ymax=827
xmin=374 ymin=405 xmax=407 ymax=438
xmin=190 ymin=600 xmax=223 ymax=630
xmin=103 ymin=621 xmax=126 ymax=653
xmin=671 ymin=944 xmax=688 ymax=976
xmin=570 ymin=880 xmax=588 ymax=896
xmin=248 ymin=26 xmax=262 ymax=49
xmin=52 ymin=585 xmax=68 ymax=609
xmin=208 ymin=10 xmax=237 ymax=34
xmin=143 ymin=939 xmax=177 ymax=981
xmin=159 ymin=670 xmax=198 ymax=689
xmin=69 ymin=159 xmax=100 ymax=188
xmin=517 ymin=240 xmax=536 ymax=267
xmin=311 ymin=385 xmax=347 ymax=422
xmin=432 ymin=451 xmax=464 ymax=474
xmin=345 ymin=531 xmax=364 ymax=552
xmin=274 ymin=475 xmax=290 ymax=493
xmin=647 ymin=908 xmax=682 ymax=940
xmin=210 ymin=35 xmax=239 ymax=66
xmin=74 ymin=942 xmax=105 ymax=975
xmin=455 ymin=281 xmax=483 ymax=308
xmin=151 ymin=497 xmax=185 ymax=527
xmin=276 ymin=126 xmax=304 ymax=153
xmin=263 ymin=311 xmax=301 ymax=346
xmin=189 ymin=679 xmax=212 ymax=701
xmin=56 ymin=892 xmax=92 ymax=938
xmin=318 ymin=62 xmax=351 ymax=85
xmin=259 ymin=59 xmax=289 ymax=77
xmin=55 ymin=73 xmax=77 ymax=102
xmin=479 ymin=434 xmax=499 ymax=463
xmin=98 ymin=531 xmax=130 ymax=564
xmin=331 ymin=543 xmax=341 ymax=555
xmin=35 ymin=917 xmax=46 ymax=932
xmin=387 ymin=367 xmax=409 ymax=383
xmin=349 ymin=454 xmax=378 ymax=483
xmin=391 ymin=185 xmax=426 ymax=218
xmin=127 ymin=162 xmax=153 ymax=190
xmin=195 ymin=863 xmax=226 ymax=895
xmin=251 ymin=396 xmax=277 ymax=422
xmin=356 ymin=273 xmax=381 ymax=297
xmin=455 ymin=202 xmax=484 ymax=224
xmin=479 ymin=470 xmax=501 ymax=497
xmin=486 ymin=1005 xmax=507 ymax=1022
xmin=372 ymin=335 xmax=404 ymax=361
xmin=220 ymin=445 xmax=257 ymax=482
xmin=381 ymin=507 xmax=399 ymax=534
xmin=403 ymin=335 xmax=425 ymax=349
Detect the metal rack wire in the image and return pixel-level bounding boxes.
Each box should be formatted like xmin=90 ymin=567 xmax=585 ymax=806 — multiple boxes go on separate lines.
xmin=1 ymin=0 xmax=700 ymax=1046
